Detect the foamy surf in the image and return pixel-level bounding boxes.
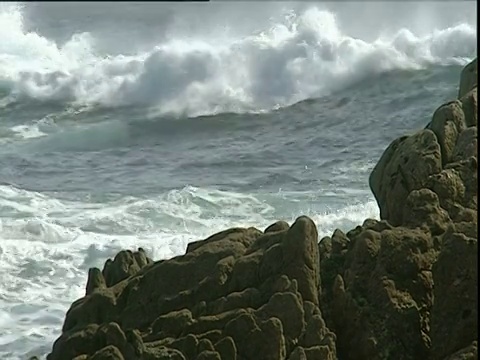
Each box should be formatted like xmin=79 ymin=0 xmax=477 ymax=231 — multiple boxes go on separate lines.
xmin=0 ymin=3 xmax=476 ymax=118
xmin=0 ymin=2 xmax=476 ymax=359
xmin=0 ymin=183 xmax=378 ymax=359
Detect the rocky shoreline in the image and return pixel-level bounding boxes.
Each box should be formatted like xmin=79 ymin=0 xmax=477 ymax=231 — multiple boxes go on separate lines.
xmin=45 ymin=58 xmax=477 ymax=360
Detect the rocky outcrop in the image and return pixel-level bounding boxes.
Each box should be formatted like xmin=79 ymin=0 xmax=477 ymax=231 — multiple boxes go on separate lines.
xmin=47 ymin=58 xmax=477 ymax=360
xmin=48 ymin=218 xmax=337 ymax=360
xmin=321 ymin=57 xmax=477 ymax=360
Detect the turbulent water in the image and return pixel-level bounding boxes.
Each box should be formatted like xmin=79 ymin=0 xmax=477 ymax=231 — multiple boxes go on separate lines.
xmin=0 ymin=1 xmax=477 ymax=358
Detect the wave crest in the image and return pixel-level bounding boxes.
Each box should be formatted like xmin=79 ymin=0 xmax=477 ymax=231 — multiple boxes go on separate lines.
xmin=0 ymin=4 xmax=477 ymax=117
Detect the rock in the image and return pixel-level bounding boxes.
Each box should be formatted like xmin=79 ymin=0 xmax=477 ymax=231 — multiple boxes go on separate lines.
xmin=281 ymin=216 xmax=321 ymax=305
xmin=452 ymin=127 xmax=477 ymax=162
xmin=195 ymin=350 xmax=221 ymax=360
xmin=264 ymin=221 xmax=290 ymax=233
xmin=369 ymin=129 xmax=442 ymax=226
xmin=48 ymin=217 xmax=336 ymax=360
xmin=86 ymin=267 xmax=106 ymax=296
xmin=402 ymin=188 xmax=451 ymax=235
xmin=288 ymin=346 xmax=307 ymax=360
xmin=89 ymin=346 xmax=124 ymax=360
xmin=213 ymin=337 xmax=236 ymax=360
xmin=458 ymin=58 xmax=477 ymax=98
xmin=320 ymin=224 xmax=438 ymax=360
xmin=102 ymin=248 xmax=152 ymax=288
xmin=47 ymin=59 xmax=477 ymax=360
xmin=48 ymin=322 xmax=143 ymax=360
xmin=443 ymin=341 xmax=478 ymax=360
xmin=428 ymin=100 xmax=466 ymax=165
xmin=460 ymin=87 xmax=477 ymax=127
xmin=430 ymin=231 xmax=478 ymax=360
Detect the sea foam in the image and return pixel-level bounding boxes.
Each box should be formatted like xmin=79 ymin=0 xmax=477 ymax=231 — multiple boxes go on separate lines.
xmin=0 ymin=3 xmax=476 ymax=118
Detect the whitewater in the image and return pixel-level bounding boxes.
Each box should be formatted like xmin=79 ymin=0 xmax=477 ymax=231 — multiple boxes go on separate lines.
xmin=0 ymin=1 xmax=477 ymax=359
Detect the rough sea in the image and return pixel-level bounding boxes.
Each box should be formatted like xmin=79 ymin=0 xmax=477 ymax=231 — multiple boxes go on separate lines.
xmin=0 ymin=2 xmax=477 ymax=359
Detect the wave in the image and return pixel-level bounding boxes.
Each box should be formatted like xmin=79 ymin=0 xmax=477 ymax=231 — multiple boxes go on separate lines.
xmin=0 ymin=3 xmax=477 ymax=118
xmin=0 ymin=181 xmax=378 ymax=358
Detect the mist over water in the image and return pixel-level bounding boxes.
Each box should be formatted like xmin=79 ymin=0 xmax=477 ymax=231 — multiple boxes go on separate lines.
xmin=0 ymin=2 xmax=477 ymax=359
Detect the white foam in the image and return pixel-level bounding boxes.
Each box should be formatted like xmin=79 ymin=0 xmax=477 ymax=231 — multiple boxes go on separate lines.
xmin=0 ymin=4 xmax=476 ymax=118
xmin=9 ymin=124 xmax=47 ymax=140
xmin=0 ymin=183 xmax=379 ymax=358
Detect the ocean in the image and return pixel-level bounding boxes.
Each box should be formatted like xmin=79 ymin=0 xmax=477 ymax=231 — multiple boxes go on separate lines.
xmin=0 ymin=1 xmax=476 ymax=359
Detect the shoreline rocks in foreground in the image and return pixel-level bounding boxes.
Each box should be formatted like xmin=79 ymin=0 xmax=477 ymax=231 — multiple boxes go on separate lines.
xmin=46 ymin=58 xmax=477 ymax=360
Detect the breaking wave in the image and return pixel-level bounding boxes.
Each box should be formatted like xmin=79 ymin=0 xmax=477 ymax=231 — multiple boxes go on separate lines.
xmin=0 ymin=2 xmax=476 ymax=117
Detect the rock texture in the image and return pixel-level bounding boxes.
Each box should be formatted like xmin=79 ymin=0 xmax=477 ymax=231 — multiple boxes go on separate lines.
xmin=49 ymin=219 xmax=337 ymax=360
xmin=47 ymin=58 xmax=477 ymax=360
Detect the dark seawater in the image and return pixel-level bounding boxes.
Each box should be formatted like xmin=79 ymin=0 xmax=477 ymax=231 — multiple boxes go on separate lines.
xmin=0 ymin=2 xmax=476 ymax=358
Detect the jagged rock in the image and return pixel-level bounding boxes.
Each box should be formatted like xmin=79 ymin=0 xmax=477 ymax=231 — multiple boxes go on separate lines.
xmin=48 ymin=217 xmax=336 ymax=360
xmin=48 ymin=322 xmax=143 ymax=360
xmin=102 ymin=248 xmax=152 ymax=288
xmin=320 ymin=224 xmax=438 ymax=360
